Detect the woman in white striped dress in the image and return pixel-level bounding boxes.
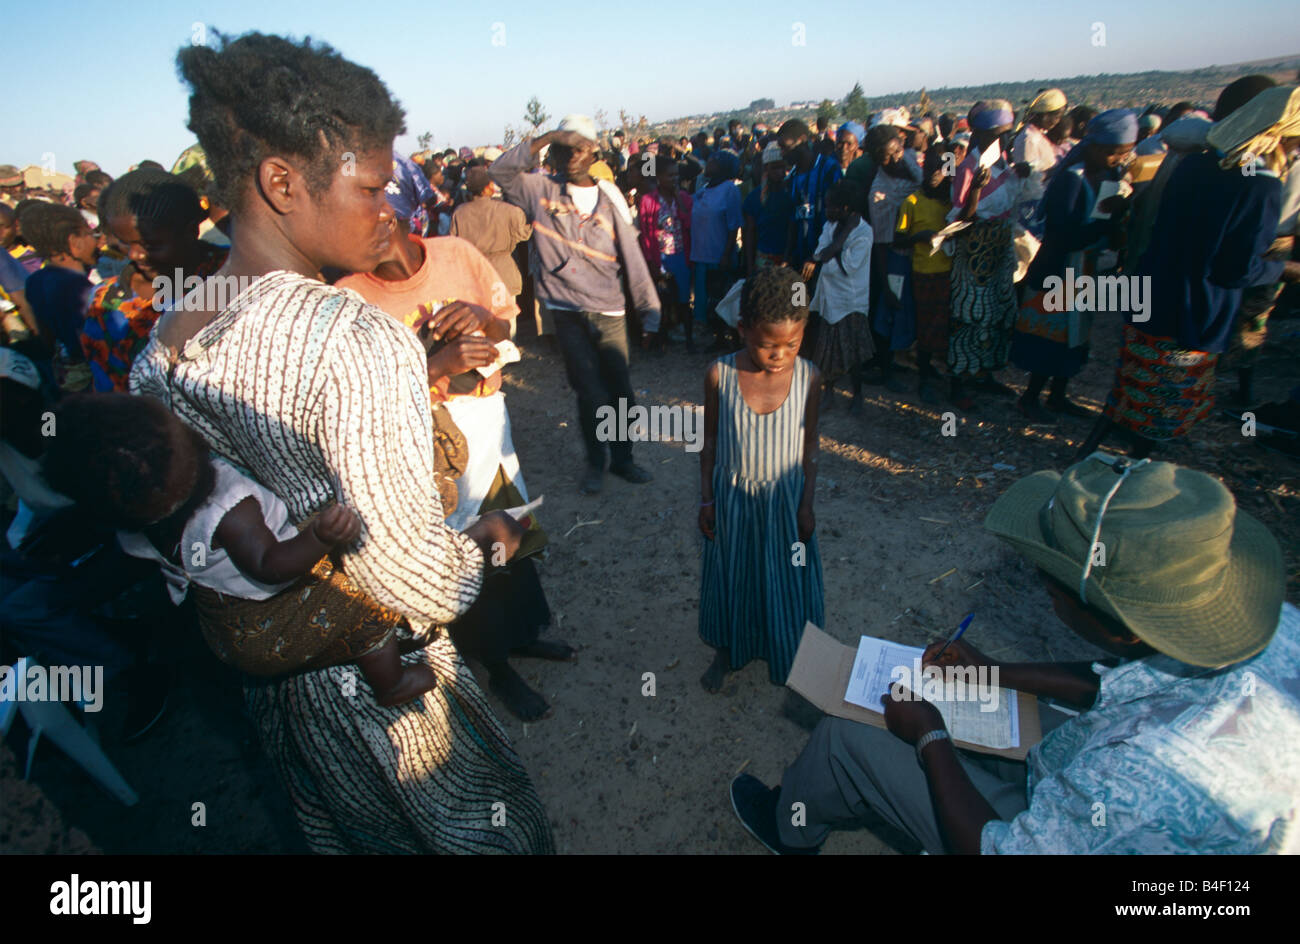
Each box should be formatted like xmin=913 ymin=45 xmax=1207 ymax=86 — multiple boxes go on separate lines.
xmin=699 ymin=267 xmax=824 ymax=692
xmin=128 ymin=31 xmax=553 ymax=853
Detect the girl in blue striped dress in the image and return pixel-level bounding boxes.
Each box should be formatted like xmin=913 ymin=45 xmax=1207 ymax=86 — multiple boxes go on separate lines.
xmin=699 ymin=266 xmax=825 ymax=691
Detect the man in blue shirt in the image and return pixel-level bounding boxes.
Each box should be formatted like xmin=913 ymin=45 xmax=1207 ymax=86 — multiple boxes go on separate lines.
xmin=732 ymin=455 xmax=1299 ymax=854
xmin=777 ymin=119 xmax=836 ymax=267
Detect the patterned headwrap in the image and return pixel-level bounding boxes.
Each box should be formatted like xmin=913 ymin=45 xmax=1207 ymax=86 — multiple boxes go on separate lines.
xmin=969 ymin=100 xmax=1014 ymax=131
xmin=1206 ymin=84 xmax=1300 ymax=176
xmin=870 ymin=106 xmax=915 ymax=130
xmin=384 ymin=151 xmax=433 ymax=223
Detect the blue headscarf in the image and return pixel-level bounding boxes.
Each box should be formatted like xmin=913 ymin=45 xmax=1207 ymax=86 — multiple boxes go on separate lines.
xmin=839 ymin=121 xmax=866 ymax=145
xmin=1059 ymin=108 xmax=1140 ymax=169
xmin=385 ymin=151 xmax=435 ymax=224
xmin=1082 ymin=108 xmax=1139 ymax=147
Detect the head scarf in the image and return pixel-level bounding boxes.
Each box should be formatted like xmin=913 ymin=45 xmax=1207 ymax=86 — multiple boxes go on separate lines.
xmin=1083 ymin=108 xmax=1139 ymax=146
xmin=969 ymin=100 xmax=1014 ymax=131
xmin=1160 ymin=115 xmax=1212 ymax=152
xmin=1026 ymin=88 xmax=1067 ymax=116
xmin=1139 ymin=114 xmax=1162 ymax=132
xmin=1206 ymin=84 xmax=1300 ymax=175
xmin=838 ymin=121 xmax=866 ymax=145
xmin=870 ymin=106 xmax=915 ymax=131
xmin=1057 ymin=108 xmax=1139 ymax=170
xmin=384 ymin=151 xmax=431 ymax=223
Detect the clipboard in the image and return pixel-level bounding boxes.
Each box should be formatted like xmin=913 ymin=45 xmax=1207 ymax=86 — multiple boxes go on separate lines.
xmin=786 ymin=622 xmax=1042 ymax=760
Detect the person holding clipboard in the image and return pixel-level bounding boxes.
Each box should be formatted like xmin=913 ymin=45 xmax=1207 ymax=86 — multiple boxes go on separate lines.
xmin=731 ymin=454 xmax=1299 ymax=855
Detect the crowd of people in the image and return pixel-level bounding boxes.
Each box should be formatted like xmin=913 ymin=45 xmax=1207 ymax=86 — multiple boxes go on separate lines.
xmin=1 ymin=29 xmax=1298 ymax=855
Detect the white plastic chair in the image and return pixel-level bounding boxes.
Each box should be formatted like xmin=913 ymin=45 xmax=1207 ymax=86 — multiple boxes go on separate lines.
xmin=1 ymin=657 xmax=138 ymax=806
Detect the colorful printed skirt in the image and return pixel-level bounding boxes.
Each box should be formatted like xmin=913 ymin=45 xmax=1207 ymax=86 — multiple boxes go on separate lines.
xmin=1009 ymin=286 xmax=1093 ymax=378
xmin=192 ymin=556 xmax=400 ymax=677
xmin=948 ymin=220 xmax=1017 ymax=375
xmin=912 ymin=271 xmax=953 ymax=357
xmin=810 ymin=311 xmax=874 ymax=382
xmin=1103 ymin=325 xmax=1217 ymax=441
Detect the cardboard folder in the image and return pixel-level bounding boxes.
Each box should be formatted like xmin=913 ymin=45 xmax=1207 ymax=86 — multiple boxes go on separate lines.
xmin=786 ymin=623 xmax=1041 ymax=761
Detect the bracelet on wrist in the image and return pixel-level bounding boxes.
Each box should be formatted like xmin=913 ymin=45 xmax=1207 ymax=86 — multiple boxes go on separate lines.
xmin=915 ymin=729 xmax=951 ymax=765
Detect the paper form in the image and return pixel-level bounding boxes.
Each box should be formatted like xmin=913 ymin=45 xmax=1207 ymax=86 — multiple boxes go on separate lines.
xmin=463 ymin=495 xmax=543 ymax=529
xmin=928 ymin=220 xmax=971 ymax=255
xmin=1089 ymin=179 xmax=1133 ymax=220
xmin=842 ymin=635 xmax=1020 ymax=750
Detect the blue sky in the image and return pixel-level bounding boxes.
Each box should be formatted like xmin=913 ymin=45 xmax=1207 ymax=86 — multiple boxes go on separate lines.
xmin=6 ymin=0 xmax=1298 ymax=176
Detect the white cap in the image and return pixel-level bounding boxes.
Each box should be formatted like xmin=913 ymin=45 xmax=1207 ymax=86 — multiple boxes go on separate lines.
xmin=0 ymin=347 xmax=41 ymax=390
xmin=762 ymin=142 xmax=785 ymax=164
xmin=556 ymin=114 xmax=598 ymax=143
xmin=482 ymin=146 xmax=504 ymax=161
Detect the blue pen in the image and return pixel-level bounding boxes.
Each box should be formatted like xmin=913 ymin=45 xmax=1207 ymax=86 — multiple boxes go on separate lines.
xmin=933 ymin=612 xmax=974 ymax=662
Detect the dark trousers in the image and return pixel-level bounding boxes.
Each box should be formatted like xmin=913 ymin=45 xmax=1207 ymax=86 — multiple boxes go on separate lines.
xmin=447 ymin=557 xmax=550 ymax=668
xmin=551 ymin=308 xmax=636 ymax=469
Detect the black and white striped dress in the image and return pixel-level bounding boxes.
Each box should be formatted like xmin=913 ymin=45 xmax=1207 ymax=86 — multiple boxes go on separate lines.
xmin=131 ymin=271 xmax=553 ymax=853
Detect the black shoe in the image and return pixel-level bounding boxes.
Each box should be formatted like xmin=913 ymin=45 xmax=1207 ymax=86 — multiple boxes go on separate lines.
xmin=1259 ymin=433 xmax=1300 ymax=458
xmin=609 ymin=461 xmax=653 ymax=484
xmin=976 ymin=375 xmax=1018 ymax=399
xmin=1252 ymin=400 xmax=1300 ymax=437
xmin=1045 ymin=397 xmax=1093 ymax=419
xmin=729 ymin=773 xmax=821 ymax=855
xmin=1017 ymin=398 xmax=1058 ymax=424
xmin=580 ymin=466 xmax=604 ymax=495
xmin=122 ymin=668 xmax=169 ymax=743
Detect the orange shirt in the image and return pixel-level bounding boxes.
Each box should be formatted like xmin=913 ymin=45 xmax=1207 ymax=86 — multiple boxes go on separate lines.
xmin=339 ymin=235 xmax=520 ymax=402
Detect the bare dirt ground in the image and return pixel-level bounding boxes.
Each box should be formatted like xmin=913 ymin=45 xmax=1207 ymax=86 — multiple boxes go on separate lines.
xmin=7 ymin=307 xmax=1298 ymax=855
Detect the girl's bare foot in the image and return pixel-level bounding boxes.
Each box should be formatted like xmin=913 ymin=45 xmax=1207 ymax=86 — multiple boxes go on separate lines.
xmin=373 ymin=664 xmax=438 ymax=707
xmin=701 ymin=650 xmax=729 ymax=693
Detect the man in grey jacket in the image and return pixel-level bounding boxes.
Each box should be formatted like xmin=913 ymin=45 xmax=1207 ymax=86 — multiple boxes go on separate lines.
xmin=490 ymin=114 xmax=660 ymax=494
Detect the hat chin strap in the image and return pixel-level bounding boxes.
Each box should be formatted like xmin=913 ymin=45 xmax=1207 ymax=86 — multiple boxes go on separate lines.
xmin=1078 ymin=458 xmax=1150 ymax=604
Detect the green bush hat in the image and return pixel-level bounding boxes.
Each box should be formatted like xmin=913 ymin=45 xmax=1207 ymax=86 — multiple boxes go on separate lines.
xmin=984 ymin=453 xmax=1284 ymax=668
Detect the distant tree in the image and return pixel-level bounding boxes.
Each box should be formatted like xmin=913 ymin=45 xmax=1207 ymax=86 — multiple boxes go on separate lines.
xmin=524 ymin=96 xmax=550 ymax=133
xmin=816 ymin=99 xmax=838 ymax=124
xmin=749 ymin=97 xmax=775 ymax=111
xmin=417 ymin=131 xmax=433 ymax=152
xmin=618 ymin=108 xmax=634 ymax=137
xmin=594 ymin=108 xmax=609 ymax=136
xmin=917 ymin=88 xmax=933 ymax=116
xmin=502 ymin=124 xmax=518 ymax=149
xmin=843 ymin=82 xmax=869 ymax=123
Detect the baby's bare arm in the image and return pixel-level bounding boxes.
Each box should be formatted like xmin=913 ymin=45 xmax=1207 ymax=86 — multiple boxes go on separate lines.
xmin=213 ymin=498 xmax=352 ymax=585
